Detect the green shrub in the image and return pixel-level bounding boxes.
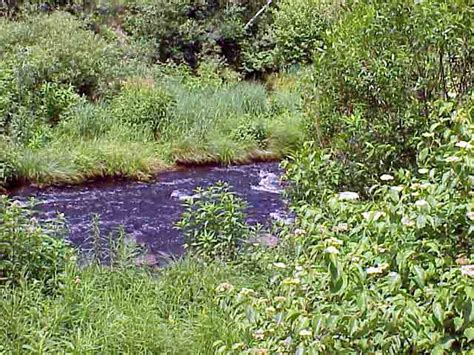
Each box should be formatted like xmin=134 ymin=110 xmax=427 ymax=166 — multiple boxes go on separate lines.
xmin=0 ymin=12 xmax=123 ymax=140
xmin=177 ymin=182 xmax=250 ymax=260
xmin=0 ymin=197 xmax=72 ymax=288
xmin=0 ymin=140 xmax=17 ymax=187
xmin=282 ymin=143 xmax=344 ymax=204
xmin=39 ymin=82 xmax=81 ymax=125
xmin=216 ymin=97 xmax=474 ymax=353
xmin=272 ymin=0 xmax=328 ymax=65
xmin=123 ymin=0 xmax=247 ymax=68
xmin=0 ymin=63 xmax=15 ymax=134
xmin=0 ymin=13 xmax=121 ymax=97
xmin=308 ymin=0 xmax=473 ymax=184
xmin=110 ymin=80 xmax=175 ymax=136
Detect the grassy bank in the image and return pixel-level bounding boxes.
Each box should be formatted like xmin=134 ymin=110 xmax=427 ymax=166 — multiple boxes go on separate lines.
xmin=1 ymin=0 xmax=473 ymax=353
xmin=1 ymin=259 xmax=265 ymax=354
xmin=0 ymin=11 xmax=306 ymax=189
xmin=1 ymin=67 xmax=305 ymax=188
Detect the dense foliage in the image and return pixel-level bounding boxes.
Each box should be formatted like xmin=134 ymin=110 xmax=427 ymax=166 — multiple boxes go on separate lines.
xmin=178 ymin=182 xmax=250 ymax=260
xmin=0 ymin=197 xmax=71 ymax=288
xmin=1 ymin=0 xmax=473 ymax=353
xmin=308 ymin=0 xmax=473 ymax=189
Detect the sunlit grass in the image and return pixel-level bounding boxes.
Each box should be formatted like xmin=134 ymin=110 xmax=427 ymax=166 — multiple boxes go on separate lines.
xmin=3 ymin=74 xmax=306 ymax=188
xmin=0 ymin=258 xmax=264 ymax=353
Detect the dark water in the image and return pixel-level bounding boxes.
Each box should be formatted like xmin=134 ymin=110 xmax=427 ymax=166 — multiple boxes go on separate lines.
xmin=13 ymin=162 xmax=289 ymax=258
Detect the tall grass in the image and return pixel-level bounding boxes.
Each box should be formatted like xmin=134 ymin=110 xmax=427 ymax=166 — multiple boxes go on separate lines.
xmin=0 ymin=258 xmax=264 ymax=353
xmin=3 ymin=70 xmax=306 ymax=188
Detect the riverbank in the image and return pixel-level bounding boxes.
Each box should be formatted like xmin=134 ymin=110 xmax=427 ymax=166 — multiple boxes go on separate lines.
xmin=3 ymin=148 xmax=282 ymax=193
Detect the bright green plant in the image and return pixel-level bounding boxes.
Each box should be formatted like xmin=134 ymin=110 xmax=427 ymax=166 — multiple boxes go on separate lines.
xmin=39 ymin=82 xmax=81 ymax=125
xmin=0 ymin=197 xmax=72 ymax=289
xmin=110 ymin=80 xmax=175 ymax=136
xmin=307 ymin=0 xmax=473 ymax=184
xmin=0 ymin=13 xmax=121 ymax=97
xmin=0 ymin=139 xmax=17 ymax=187
xmin=214 ymin=97 xmax=473 ymax=353
xmin=177 ymin=182 xmax=250 ymax=260
xmin=272 ymin=0 xmax=328 ymax=65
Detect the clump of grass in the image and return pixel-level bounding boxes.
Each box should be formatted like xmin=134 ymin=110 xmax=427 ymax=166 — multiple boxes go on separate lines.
xmin=0 ymin=257 xmax=264 ymax=353
xmin=4 ymin=65 xmax=306 ymax=188
xmin=13 ymin=139 xmax=167 ymax=186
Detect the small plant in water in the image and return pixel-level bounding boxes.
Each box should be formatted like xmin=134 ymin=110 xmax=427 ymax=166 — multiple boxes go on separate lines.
xmin=177 ymin=182 xmax=250 ymax=260
xmin=86 ymin=214 xmax=142 ymax=267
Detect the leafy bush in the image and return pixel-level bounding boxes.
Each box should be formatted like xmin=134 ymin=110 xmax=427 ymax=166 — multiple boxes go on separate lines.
xmin=39 ymin=82 xmax=81 ymax=125
xmin=0 ymin=139 xmax=17 ymax=187
xmin=0 ymin=12 xmax=122 ymax=139
xmin=308 ymin=0 xmax=473 ymax=184
xmin=123 ymin=0 xmax=247 ymax=68
xmin=0 ymin=197 xmax=71 ymax=288
xmin=272 ymin=0 xmax=328 ymax=65
xmin=110 ymin=79 xmax=175 ymax=136
xmin=0 ymin=13 xmax=121 ymax=97
xmin=177 ymin=182 xmax=250 ymax=260
xmin=0 ymin=63 xmax=14 ymax=134
xmin=215 ymin=97 xmax=474 ymax=353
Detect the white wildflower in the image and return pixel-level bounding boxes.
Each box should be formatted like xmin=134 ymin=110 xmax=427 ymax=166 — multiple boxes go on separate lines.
xmin=299 ymin=329 xmax=313 ymax=337
xmin=456 ymin=256 xmax=469 ymax=265
xmin=366 ymin=263 xmax=389 ymax=275
xmin=391 ymin=185 xmax=404 ymax=192
xmin=455 ymin=141 xmax=472 ymax=149
xmin=380 ymin=174 xmax=394 ymax=181
xmin=240 ymin=288 xmax=256 ymax=296
xmin=338 ymin=191 xmax=360 ymax=201
xmin=445 ymin=156 xmax=461 ymax=163
xmin=460 ymin=265 xmax=474 ymax=278
xmin=253 ymin=329 xmax=265 ymax=340
xmin=325 ymin=246 xmax=340 ymax=255
xmin=294 ymin=228 xmax=306 ymax=236
xmin=362 ymin=211 xmax=385 ymax=222
xmin=415 ymin=199 xmax=429 ymax=208
xmin=467 ymin=211 xmax=474 ymax=221
xmin=265 ymin=306 xmax=276 ymax=314
xmin=401 ymin=216 xmax=415 ymax=227
xmin=273 ymin=262 xmax=287 ymax=269
xmin=332 ymin=223 xmax=349 ymax=233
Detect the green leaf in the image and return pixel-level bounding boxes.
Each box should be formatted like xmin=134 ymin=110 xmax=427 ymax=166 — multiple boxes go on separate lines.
xmin=464 ymin=328 xmax=474 ymax=341
xmin=413 ymin=266 xmax=426 ymax=288
xmin=419 ymin=147 xmax=429 ymax=163
xmin=416 ymin=214 xmax=427 ymax=228
xmin=432 ymin=303 xmax=444 ymax=328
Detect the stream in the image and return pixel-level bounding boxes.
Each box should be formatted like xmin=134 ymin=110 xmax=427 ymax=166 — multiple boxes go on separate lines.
xmin=12 ymin=162 xmax=290 ymax=261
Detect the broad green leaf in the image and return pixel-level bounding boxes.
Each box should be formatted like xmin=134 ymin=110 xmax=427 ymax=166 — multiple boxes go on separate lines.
xmin=464 ymin=328 xmax=474 ymax=341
